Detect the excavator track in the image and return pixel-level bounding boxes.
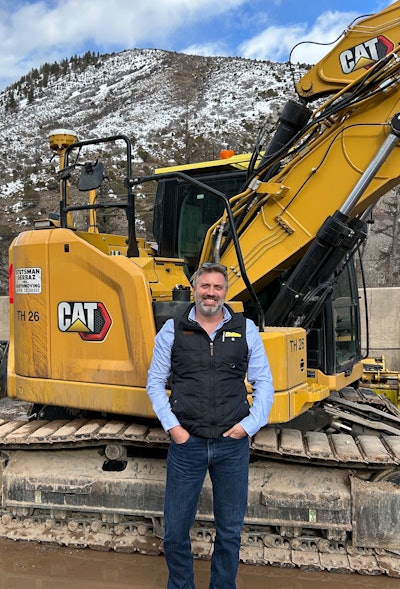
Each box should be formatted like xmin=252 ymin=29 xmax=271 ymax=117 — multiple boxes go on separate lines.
xmin=253 ymin=389 xmax=400 ymax=467
xmin=0 ymin=450 xmax=399 ymax=577
xmin=0 ymin=390 xmax=399 ymax=577
xmin=1 ymin=415 xmax=400 ymax=467
xmin=0 ymin=511 xmax=399 ymax=577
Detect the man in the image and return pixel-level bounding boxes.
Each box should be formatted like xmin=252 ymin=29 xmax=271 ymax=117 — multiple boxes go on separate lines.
xmin=146 ymin=262 xmax=274 ymax=589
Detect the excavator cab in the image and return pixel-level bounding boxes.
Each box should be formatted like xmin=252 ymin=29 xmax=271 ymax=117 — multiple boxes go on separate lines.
xmin=307 ymin=259 xmax=362 ymax=376
xmin=153 ymin=167 xmax=246 ymax=276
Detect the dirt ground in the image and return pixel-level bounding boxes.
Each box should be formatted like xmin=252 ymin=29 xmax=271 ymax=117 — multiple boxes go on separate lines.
xmin=0 ymin=539 xmax=399 ymax=589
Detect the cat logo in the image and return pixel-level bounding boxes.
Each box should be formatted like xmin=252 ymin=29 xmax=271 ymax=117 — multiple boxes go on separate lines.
xmin=339 ymin=35 xmax=394 ymax=74
xmin=58 ymin=301 xmax=111 ymax=341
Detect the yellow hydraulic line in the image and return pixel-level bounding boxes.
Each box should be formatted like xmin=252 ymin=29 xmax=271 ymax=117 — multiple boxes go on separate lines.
xmin=88 ymin=189 xmax=99 ymax=233
xmin=48 ymin=130 xmax=78 ymax=228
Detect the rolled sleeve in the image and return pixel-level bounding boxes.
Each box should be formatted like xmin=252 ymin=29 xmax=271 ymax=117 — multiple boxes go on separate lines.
xmin=239 ymin=319 xmax=274 ymax=437
xmin=146 ymin=319 xmax=180 ymax=432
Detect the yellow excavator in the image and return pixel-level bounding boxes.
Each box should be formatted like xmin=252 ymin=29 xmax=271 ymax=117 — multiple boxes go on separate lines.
xmin=3 ymin=0 xmax=400 ymax=576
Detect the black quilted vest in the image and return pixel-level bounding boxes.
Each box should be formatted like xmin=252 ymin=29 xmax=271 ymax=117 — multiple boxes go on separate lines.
xmin=170 ymin=304 xmax=249 ymax=438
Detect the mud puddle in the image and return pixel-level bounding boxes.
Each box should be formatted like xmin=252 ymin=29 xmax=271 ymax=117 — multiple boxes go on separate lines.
xmin=0 ymin=539 xmax=399 ymax=589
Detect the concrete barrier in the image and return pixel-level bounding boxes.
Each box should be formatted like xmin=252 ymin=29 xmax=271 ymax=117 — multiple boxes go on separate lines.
xmin=0 ymin=297 xmax=8 ymax=341
xmin=359 ymin=287 xmax=400 ymax=370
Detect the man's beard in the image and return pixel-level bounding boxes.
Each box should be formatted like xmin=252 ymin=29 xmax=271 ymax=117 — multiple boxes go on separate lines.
xmin=195 ymin=296 xmax=224 ymax=316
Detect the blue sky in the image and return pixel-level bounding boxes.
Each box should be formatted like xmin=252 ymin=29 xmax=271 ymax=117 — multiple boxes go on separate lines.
xmin=0 ymin=0 xmax=395 ymax=90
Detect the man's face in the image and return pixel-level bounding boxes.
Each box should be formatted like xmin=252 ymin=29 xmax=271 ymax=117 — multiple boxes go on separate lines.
xmin=193 ymin=270 xmax=227 ymax=317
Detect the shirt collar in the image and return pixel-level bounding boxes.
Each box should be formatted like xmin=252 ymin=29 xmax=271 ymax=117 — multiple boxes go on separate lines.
xmin=188 ymin=304 xmax=232 ymax=327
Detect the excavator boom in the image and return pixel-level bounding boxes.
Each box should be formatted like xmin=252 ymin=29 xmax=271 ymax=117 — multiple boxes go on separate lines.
xmin=297 ymin=1 xmax=400 ymax=99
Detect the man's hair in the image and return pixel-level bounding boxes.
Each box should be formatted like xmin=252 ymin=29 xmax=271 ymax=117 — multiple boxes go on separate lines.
xmin=191 ymin=263 xmax=228 ymax=288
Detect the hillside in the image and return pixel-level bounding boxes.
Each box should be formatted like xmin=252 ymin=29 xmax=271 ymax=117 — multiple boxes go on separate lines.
xmin=0 ymin=48 xmax=302 ymax=173
xmin=0 ymin=48 xmax=397 ymax=293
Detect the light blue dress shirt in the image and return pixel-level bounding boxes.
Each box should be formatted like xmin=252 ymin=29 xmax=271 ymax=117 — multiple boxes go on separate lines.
xmin=147 ymin=306 xmax=275 ymax=437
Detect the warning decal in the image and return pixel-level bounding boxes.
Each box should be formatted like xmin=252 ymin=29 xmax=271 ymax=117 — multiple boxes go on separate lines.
xmin=15 ymin=267 xmax=42 ymax=294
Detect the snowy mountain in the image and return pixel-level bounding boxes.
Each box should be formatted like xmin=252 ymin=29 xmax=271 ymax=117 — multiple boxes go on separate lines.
xmin=1 ymin=49 xmax=303 ymax=167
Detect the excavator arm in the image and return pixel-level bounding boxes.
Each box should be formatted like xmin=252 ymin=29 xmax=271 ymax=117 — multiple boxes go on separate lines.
xmin=205 ymin=39 xmax=400 ymax=306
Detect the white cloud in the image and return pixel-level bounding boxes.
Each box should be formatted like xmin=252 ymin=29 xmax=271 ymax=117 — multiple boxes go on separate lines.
xmin=238 ymin=11 xmax=361 ymax=64
xmin=0 ymin=0 xmax=246 ymax=87
xmin=181 ymin=42 xmax=229 ymax=58
xmin=0 ymin=2 xmax=389 ymax=89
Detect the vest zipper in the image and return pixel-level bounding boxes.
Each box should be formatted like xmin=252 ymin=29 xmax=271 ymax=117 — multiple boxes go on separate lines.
xmin=210 ymin=342 xmax=214 ymax=356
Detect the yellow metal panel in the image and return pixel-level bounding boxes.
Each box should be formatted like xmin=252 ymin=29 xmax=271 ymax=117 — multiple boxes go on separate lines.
xmin=12 ymin=230 xmax=51 ymax=379
xmin=307 ymin=364 xmax=364 ymax=392
xmin=11 ymin=229 xmax=159 ymax=412
xmin=156 ymin=153 xmax=253 ymax=174
xmin=267 ymin=383 xmax=330 ymax=425
xmin=289 ymin=382 xmax=330 ymax=418
xmin=268 ymin=390 xmax=290 ymax=423
xmin=255 ymin=327 xmax=332 ymax=424
xmin=259 ymin=327 xmax=307 ymax=392
xmin=11 ymin=373 xmax=154 ymax=417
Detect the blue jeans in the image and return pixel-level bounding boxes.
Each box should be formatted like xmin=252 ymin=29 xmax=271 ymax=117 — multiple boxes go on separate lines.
xmin=163 ymin=435 xmax=250 ymax=589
